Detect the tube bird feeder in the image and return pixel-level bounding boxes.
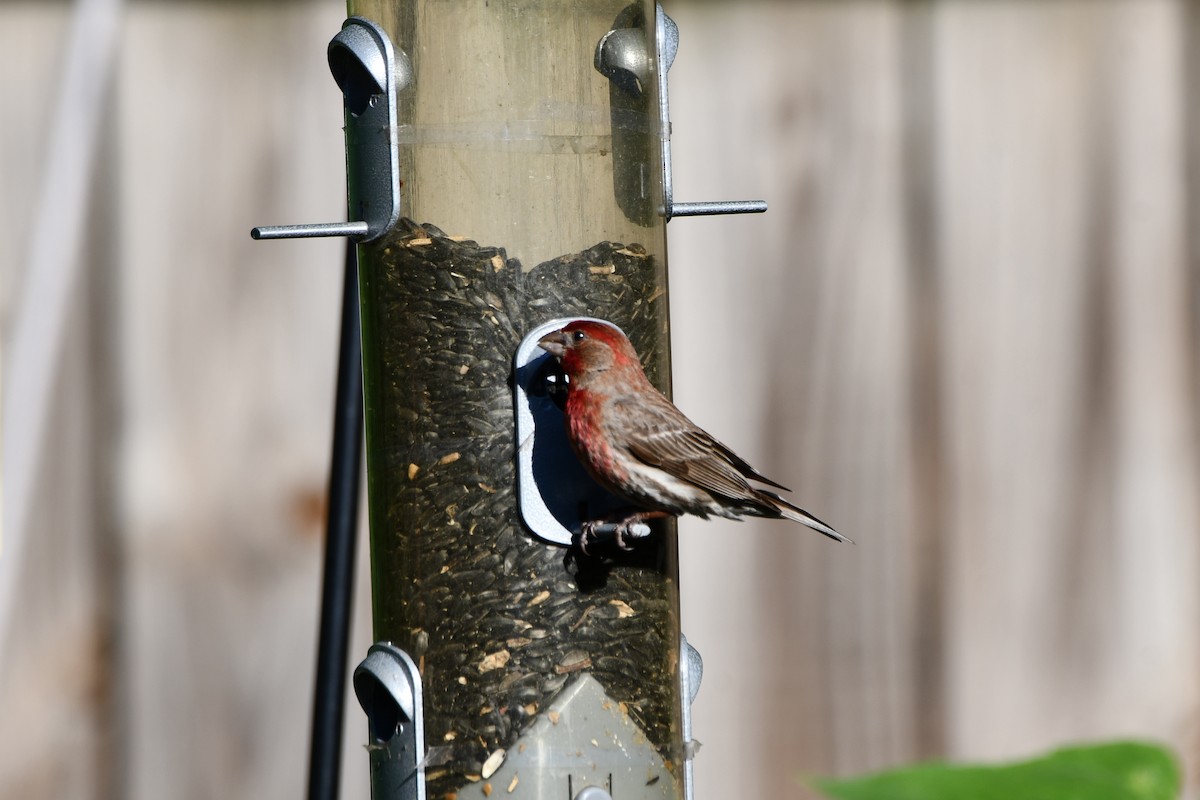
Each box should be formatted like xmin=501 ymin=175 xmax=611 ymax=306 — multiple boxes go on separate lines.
xmin=253 ymin=3 xmax=765 ymax=799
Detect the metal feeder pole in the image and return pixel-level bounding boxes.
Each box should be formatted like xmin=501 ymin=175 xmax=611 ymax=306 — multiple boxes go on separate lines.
xmin=307 ymin=241 xmax=363 ymax=800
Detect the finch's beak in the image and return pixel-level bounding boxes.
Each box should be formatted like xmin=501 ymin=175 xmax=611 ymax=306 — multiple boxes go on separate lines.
xmin=538 ymin=330 xmax=570 ymax=359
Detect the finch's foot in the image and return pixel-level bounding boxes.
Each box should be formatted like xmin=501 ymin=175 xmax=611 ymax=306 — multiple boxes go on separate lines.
xmin=577 ymin=511 xmax=669 ymax=554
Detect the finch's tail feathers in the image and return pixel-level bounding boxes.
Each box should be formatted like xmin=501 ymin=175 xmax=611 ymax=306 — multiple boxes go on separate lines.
xmin=761 ymin=491 xmax=853 ymax=544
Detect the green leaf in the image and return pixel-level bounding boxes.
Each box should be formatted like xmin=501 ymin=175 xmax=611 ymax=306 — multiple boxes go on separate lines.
xmin=814 ymin=741 xmax=1179 ymax=800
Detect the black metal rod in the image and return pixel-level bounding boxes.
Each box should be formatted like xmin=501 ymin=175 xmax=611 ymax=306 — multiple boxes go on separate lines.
xmin=307 ymin=240 xmax=364 ymax=800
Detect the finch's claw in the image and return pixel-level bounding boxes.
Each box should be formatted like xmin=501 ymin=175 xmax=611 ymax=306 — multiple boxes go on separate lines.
xmin=613 ymin=525 xmax=632 ymax=551
xmin=616 ymin=517 xmax=653 ymax=549
xmin=613 ymin=521 xmax=638 ymax=551
xmin=578 ymin=521 xmax=601 ymax=556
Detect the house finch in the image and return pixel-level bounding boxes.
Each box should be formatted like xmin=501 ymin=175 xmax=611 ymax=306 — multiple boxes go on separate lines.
xmin=537 ymin=320 xmax=848 ymax=551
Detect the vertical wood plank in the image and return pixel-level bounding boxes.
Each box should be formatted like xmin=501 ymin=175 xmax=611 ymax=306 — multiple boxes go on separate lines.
xmin=0 ymin=5 xmax=117 ymax=800
xmin=669 ymin=3 xmax=919 ymax=797
xmin=933 ymin=0 xmax=1110 ymax=758
xmin=116 ymin=4 xmax=371 ymax=800
xmin=934 ymin=3 xmax=1200 ymax=779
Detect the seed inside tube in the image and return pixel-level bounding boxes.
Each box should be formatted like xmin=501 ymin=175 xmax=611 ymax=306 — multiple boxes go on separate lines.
xmin=481 ymin=748 xmax=505 ymax=780
xmin=478 ymin=650 xmax=511 ymax=673
xmin=610 ymin=599 xmax=636 ymax=618
xmin=555 ymin=650 xmax=592 ymax=674
xmin=366 ymin=220 xmax=678 ymax=795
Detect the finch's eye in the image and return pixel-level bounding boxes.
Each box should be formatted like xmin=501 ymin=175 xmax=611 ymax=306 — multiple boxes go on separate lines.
xmin=572 ymin=330 xmax=586 ymax=342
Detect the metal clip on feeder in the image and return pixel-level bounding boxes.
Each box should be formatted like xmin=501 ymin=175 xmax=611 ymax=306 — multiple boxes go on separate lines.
xmin=354 ymin=644 xmax=427 ymax=800
xmin=595 ymin=3 xmax=767 ymax=222
xmin=251 ymin=16 xmax=411 ymax=242
xmin=251 ymin=16 xmax=428 ymax=800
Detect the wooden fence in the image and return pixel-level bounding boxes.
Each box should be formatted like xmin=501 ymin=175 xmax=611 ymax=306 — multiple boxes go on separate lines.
xmin=2 ymin=1 xmax=1197 ymax=798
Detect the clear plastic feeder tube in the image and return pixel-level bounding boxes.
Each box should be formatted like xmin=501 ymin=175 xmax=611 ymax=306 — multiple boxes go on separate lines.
xmin=348 ymin=1 xmax=682 ymax=797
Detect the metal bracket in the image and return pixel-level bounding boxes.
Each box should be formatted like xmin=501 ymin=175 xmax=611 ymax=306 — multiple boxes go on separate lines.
xmin=252 ymin=17 xmax=411 ymax=242
xmin=353 ymin=643 xmax=426 ymax=800
xmin=680 ymin=634 xmax=703 ymax=800
xmin=595 ymin=3 xmax=767 ymax=222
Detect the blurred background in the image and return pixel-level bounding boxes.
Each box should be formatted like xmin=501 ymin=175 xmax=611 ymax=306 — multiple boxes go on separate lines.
xmin=2 ymin=1 xmax=1198 ymax=799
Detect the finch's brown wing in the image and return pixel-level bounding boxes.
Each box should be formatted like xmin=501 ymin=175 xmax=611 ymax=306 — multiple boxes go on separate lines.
xmin=702 ymin=438 xmax=791 ymax=491
xmin=613 ymin=394 xmax=778 ymax=503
